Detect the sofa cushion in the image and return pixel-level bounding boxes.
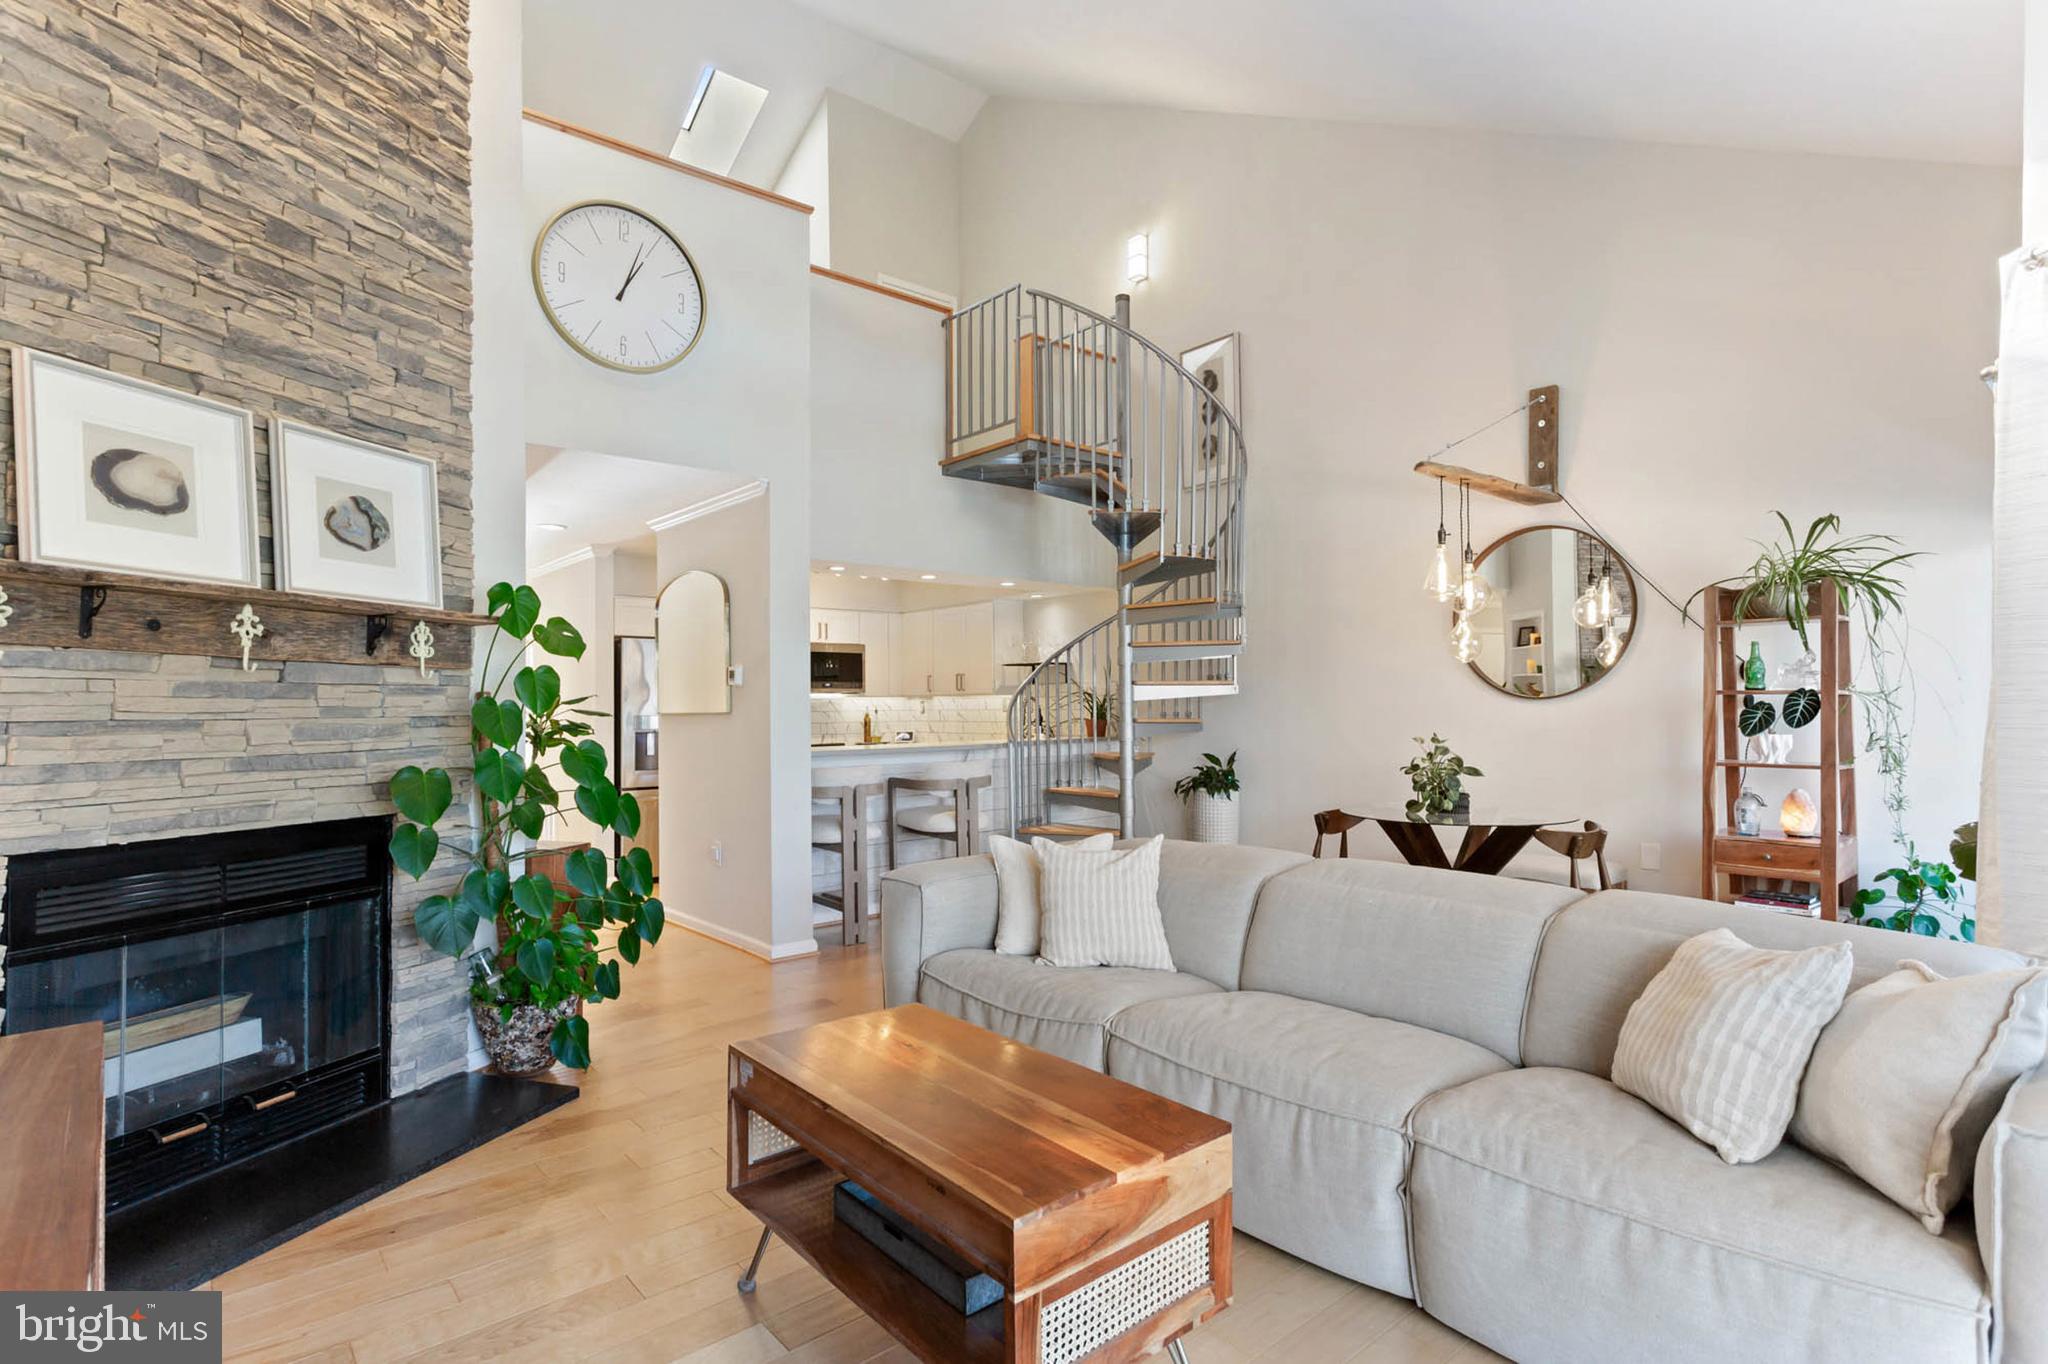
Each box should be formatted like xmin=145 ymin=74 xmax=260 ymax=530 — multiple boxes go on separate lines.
xmin=1238 ymin=858 xmax=1582 ymax=1063
xmin=1521 ymin=890 xmax=2033 ymax=1078
xmin=1106 ymin=990 xmax=1509 ymax=1296
xmin=1152 ymin=840 xmax=1310 ymax=990
xmin=1409 ymin=1067 xmax=1991 ymax=1364
xmin=915 ymin=949 xmax=1219 ymax=1070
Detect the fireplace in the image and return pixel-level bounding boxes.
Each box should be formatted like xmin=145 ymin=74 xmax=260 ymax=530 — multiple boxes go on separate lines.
xmin=0 ymin=817 xmax=391 ymax=1210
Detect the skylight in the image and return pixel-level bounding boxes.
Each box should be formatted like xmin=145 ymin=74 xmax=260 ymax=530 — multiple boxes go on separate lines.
xmin=669 ymin=66 xmax=768 ymax=177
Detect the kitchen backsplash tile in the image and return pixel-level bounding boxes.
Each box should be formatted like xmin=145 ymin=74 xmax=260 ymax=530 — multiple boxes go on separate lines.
xmin=812 ymin=694 xmax=1009 ymax=745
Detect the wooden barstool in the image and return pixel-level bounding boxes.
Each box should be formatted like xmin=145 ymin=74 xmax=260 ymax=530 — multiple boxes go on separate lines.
xmin=886 ymin=775 xmax=992 ymax=869
xmin=1311 ymin=808 xmax=1367 ymax=858
xmin=812 ymin=784 xmax=879 ymax=946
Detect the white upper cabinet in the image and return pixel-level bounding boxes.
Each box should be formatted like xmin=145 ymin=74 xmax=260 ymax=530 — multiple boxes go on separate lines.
xmin=894 ymin=609 xmax=936 ymax=696
xmin=811 ymin=608 xmax=858 ymax=642
xmin=857 ymin=610 xmax=894 ymax=694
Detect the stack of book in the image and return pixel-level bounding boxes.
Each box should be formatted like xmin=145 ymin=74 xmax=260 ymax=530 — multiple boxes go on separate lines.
xmin=1734 ymin=888 xmax=1822 ymax=918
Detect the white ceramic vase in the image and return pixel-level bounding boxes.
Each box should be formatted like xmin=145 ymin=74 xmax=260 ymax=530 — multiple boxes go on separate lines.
xmin=1188 ymin=791 xmax=1239 ymax=844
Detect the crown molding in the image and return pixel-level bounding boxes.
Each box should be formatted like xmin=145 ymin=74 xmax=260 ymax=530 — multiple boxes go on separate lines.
xmin=646 ymin=479 xmax=767 ymax=533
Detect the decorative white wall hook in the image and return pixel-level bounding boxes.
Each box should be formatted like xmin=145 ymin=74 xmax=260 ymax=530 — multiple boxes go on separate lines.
xmin=229 ymin=603 xmax=264 ymax=671
xmin=407 ymin=620 xmax=435 ymax=677
xmin=0 ymin=585 xmax=13 ymax=631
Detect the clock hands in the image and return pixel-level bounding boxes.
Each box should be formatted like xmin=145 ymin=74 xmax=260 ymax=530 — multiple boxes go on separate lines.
xmin=614 ymin=243 xmax=650 ymax=302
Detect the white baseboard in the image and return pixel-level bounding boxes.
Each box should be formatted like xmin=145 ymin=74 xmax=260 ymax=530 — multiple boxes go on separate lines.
xmin=669 ymin=907 xmax=819 ymax=962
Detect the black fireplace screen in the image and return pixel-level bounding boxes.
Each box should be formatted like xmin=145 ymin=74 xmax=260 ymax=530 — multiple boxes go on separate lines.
xmin=0 ymin=817 xmax=392 ymax=1206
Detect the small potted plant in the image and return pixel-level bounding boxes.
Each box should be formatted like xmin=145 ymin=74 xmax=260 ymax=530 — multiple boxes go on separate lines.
xmin=1848 ymin=845 xmax=1971 ymax=941
xmin=1077 ymin=686 xmax=1115 ymax=739
xmin=387 ymin=582 xmax=665 ymax=1074
xmin=1402 ymin=734 xmax=1480 ymax=821
xmin=1173 ymin=751 xmax=1240 ymax=843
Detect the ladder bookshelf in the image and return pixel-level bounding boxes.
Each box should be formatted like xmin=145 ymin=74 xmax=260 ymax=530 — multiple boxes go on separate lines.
xmin=1700 ymin=580 xmax=1859 ymax=918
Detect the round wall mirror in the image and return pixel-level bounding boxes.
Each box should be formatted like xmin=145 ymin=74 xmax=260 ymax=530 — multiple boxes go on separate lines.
xmin=1461 ymin=524 xmax=1636 ymax=699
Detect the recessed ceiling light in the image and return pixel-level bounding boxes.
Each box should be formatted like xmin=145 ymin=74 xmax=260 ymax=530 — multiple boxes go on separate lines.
xmin=879 ymin=576 xmax=891 ymax=582
xmin=535 ymin=522 xmax=567 ymax=532
xmin=858 ymin=574 xmax=869 ymax=580
xmin=919 ymin=573 xmax=937 ymax=580
xmin=829 ymin=565 xmax=846 ymax=572
xmin=1030 ymin=593 xmax=1045 ymax=599
xmin=1000 ymin=581 xmax=1017 ymax=588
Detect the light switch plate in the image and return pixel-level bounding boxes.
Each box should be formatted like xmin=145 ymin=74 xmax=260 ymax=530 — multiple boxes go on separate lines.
xmin=728 ymin=665 xmax=744 ymax=686
xmin=1639 ymin=842 xmax=1662 ymax=872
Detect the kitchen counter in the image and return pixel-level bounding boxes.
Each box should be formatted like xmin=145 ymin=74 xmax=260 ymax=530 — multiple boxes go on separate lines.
xmin=811 ymin=739 xmax=1006 ymax=754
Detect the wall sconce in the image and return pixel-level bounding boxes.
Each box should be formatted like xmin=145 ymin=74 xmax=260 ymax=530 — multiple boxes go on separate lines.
xmin=1125 ymin=233 xmax=1150 ymax=286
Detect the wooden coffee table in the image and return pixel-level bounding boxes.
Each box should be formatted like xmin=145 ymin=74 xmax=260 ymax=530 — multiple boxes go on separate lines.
xmin=728 ymin=1003 xmax=1233 ymax=1363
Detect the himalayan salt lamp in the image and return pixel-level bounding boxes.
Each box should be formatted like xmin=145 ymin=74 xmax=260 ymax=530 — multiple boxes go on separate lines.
xmin=1781 ymin=787 xmax=1820 ymax=837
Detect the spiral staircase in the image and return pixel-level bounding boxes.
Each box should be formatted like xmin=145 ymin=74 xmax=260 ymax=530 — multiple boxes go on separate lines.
xmin=941 ymin=288 xmax=1248 ymax=838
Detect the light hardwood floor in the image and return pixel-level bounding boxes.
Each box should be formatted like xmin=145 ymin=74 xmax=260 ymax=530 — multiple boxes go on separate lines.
xmin=211 ymin=926 xmax=1503 ymax=1364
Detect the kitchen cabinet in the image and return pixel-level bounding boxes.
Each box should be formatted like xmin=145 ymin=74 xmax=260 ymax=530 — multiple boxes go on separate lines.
xmin=811 ymin=609 xmax=859 ymax=643
xmin=933 ymin=602 xmax=992 ymax=694
xmin=857 ymin=610 xmax=894 ymax=694
xmin=894 ymin=610 xmax=935 ymax=696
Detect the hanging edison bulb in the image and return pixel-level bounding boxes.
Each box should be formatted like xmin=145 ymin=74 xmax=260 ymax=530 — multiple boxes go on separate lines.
xmin=1450 ymin=611 xmax=1482 ymax=664
xmin=1596 ymin=568 xmax=1617 ymax=626
xmin=1594 ymin=617 xmax=1622 ymax=667
xmin=1455 ymin=548 xmax=1492 ymax=615
xmin=1572 ymin=570 xmax=1605 ymax=630
xmin=1421 ymin=478 xmax=1455 ymax=601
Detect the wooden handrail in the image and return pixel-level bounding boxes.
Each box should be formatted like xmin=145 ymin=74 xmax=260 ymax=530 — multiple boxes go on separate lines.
xmin=809 ymin=266 xmax=953 ymax=315
xmin=521 ymin=110 xmax=814 ymax=215
xmin=0 ymin=1023 xmax=105 ymax=1289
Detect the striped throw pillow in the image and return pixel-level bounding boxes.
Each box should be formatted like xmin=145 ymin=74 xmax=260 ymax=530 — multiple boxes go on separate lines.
xmin=990 ymin=832 xmax=1115 ymax=956
xmin=1613 ymin=927 xmax=1853 ymax=1164
xmin=1036 ymin=835 xmax=1175 ymax=971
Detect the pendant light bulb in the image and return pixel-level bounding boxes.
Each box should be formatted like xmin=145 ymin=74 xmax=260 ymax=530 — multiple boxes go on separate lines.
xmin=1450 ymin=611 xmax=1481 ymax=664
xmin=1596 ymin=570 xmax=1616 ymax=627
xmin=1422 ymin=529 xmax=1455 ymax=602
xmin=1455 ymin=548 xmax=1492 ymax=615
xmin=1595 ymin=618 xmax=1622 ymax=668
xmin=1572 ymin=570 xmax=1604 ymax=630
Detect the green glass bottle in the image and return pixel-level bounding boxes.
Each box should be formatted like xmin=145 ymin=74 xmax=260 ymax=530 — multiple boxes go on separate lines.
xmin=1742 ymin=641 xmax=1767 ymax=691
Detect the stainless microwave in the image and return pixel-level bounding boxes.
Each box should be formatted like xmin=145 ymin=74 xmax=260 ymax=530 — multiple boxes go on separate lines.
xmin=810 ymin=642 xmax=866 ymax=692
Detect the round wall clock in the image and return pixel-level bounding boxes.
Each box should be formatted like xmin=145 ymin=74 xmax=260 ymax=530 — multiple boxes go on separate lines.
xmin=532 ymin=200 xmax=705 ymax=373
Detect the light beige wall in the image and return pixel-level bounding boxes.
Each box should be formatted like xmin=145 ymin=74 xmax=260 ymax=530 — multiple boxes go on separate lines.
xmin=776 ymin=99 xmax=832 ymax=266
xmin=656 ymin=495 xmax=804 ymax=957
xmin=822 ymin=91 xmax=960 ymax=299
xmin=961 ymin=99 xmax=2011 ymax=889
xmin=530 ymin=553 xmax=608 ymax=849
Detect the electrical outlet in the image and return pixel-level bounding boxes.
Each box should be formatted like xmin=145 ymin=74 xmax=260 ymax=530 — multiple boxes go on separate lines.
xmin=710 ymin=841 xmax=724 ymax=867
xmin=1639 ymin=842 xmax=1662 ymax=873
xmin=728 ymin=664 xmax=744 ymax=686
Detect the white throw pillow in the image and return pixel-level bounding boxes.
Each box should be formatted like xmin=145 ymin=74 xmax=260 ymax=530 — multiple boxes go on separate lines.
xmin=989 ymin=832 xmax=1114 ymax=956
xmin=1791 ymin=961 xmax=2048 ymax=1232
xmin=1612 ymin=927 xmax=1853 ymax=1164
xmin=1036 ymin=835 xmax=1175 ymax=971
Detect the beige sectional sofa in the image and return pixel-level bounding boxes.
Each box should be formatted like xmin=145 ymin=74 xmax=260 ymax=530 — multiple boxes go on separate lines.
xmin=880 ymin=840 xmax=2046 ymax=1364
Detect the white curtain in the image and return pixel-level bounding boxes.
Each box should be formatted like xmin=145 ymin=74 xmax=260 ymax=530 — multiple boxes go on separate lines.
xmin=1988 ymin=247 xmax=2048 ymax=952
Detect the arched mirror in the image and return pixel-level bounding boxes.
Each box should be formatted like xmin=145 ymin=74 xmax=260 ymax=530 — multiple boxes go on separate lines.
xmin=1461 ymin=525 xmax=1636 ymax=699
xmin=657 ymin=570 xmax=732 ymax=714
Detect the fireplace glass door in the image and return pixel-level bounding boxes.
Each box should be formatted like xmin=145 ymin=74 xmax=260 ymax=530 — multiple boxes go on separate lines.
xmin=3 ymin=896 xmax=383 ymax=1138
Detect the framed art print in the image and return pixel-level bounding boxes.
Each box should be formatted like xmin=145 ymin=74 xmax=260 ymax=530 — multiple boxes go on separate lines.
xmin=12 ymin=347 xmax=260 ymax=585
xmin=270 ymin=419 xmax=442 ymax=609
xmin=1178 ymin=332 xmax=1240 ymax=466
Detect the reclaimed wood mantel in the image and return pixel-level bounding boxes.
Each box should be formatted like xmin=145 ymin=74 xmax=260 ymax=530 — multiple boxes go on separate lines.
xmin=0 ymin=561 xmax=492 ymax=671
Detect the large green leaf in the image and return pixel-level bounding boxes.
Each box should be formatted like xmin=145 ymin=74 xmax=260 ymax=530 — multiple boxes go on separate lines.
xmin=614 ymin=791 xmax=641 ymax=838
xmin=414 ymin=893 xmax=481 ymax=957
xmin=471 ymin=696 xmax=524 ymax=749
xmin=576 ymin=778 xmax=620 ymax=831
xmin=521 ymin=763 xmax=559 ymax=805
xmin=565 ymin=847 xmax=608 ymax=896
xmin=487 ymin=582 xmax=542 ymax=639
xmin=559 ymin=739 xmax=608 ymax=787
xmin=511 ymin=873 xmax=558 ymax=921
xmin=506 ymin=800 xmax=545 ymax=840
xmin=515 ymin=937 xmax=557 ymax=986
xmin=618 ymin=846 xmax=654 ymax=897
xmin=513 ymin=665 xmax=562 ymax=715
xmin=474 ymin=747 xmax=528 ymax=804
xmin=532 ymin=616 xmax=586 ymax=659
xmin=389 ymin=765 xmax=453 ymax=826
xmin=615 ymin=923 xmax=642 ymax=965
xmin=389 ymin=822 xmax=440 ymax=879
xmin=638 ymin=898 xmax=665 ymax=944
xmin=593 ymin=960 xmax=621 ymax=1001
xmin=1781 ymin=688 xmax=1821 ymax=729
xmin=550 ymin=1015 xmax=591 ymax=1070
xmin=1737 ymin=698 xmax=1777 ymax=737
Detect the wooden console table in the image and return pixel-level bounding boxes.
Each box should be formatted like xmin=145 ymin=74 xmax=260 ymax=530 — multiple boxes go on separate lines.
xmin=0 ymin=1022 xmax=106 ymax=1289
xmin=728 ymin=1004 xmax=1232 ymax=1363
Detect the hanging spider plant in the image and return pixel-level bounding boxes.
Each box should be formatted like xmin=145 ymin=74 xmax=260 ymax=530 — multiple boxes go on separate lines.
xmin=1687 ymin=512 xmax=1919 ymax=649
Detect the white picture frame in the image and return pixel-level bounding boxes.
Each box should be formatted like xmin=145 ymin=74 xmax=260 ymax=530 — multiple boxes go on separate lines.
xmin=11 ymin=346 xmax=260 ymax=586
xmin=269 ymin=418 xmax=442 ymax=609
xmin=1179 ymin=332 xmax=1241 ymax=468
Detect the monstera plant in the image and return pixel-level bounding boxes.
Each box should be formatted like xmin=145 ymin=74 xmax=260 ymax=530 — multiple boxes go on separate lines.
xmin=387 ymin=582 xmax=663 ymax=1072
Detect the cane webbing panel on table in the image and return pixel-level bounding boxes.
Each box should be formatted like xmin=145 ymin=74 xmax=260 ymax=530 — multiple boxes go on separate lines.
xmin=1039 ymin=1221 xmax=1211 ymax=1364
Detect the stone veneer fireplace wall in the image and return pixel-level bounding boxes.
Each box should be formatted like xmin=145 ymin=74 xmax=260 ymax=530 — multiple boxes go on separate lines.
xmin=0 ymin=1 xmax=478 ymax=1093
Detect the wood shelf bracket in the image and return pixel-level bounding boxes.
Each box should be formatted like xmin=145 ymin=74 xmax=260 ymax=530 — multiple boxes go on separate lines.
xmin=366 ymin=614 xmax=392 ymax=657
xmin=1412 ymin=385 xmax=1563 ymax=506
